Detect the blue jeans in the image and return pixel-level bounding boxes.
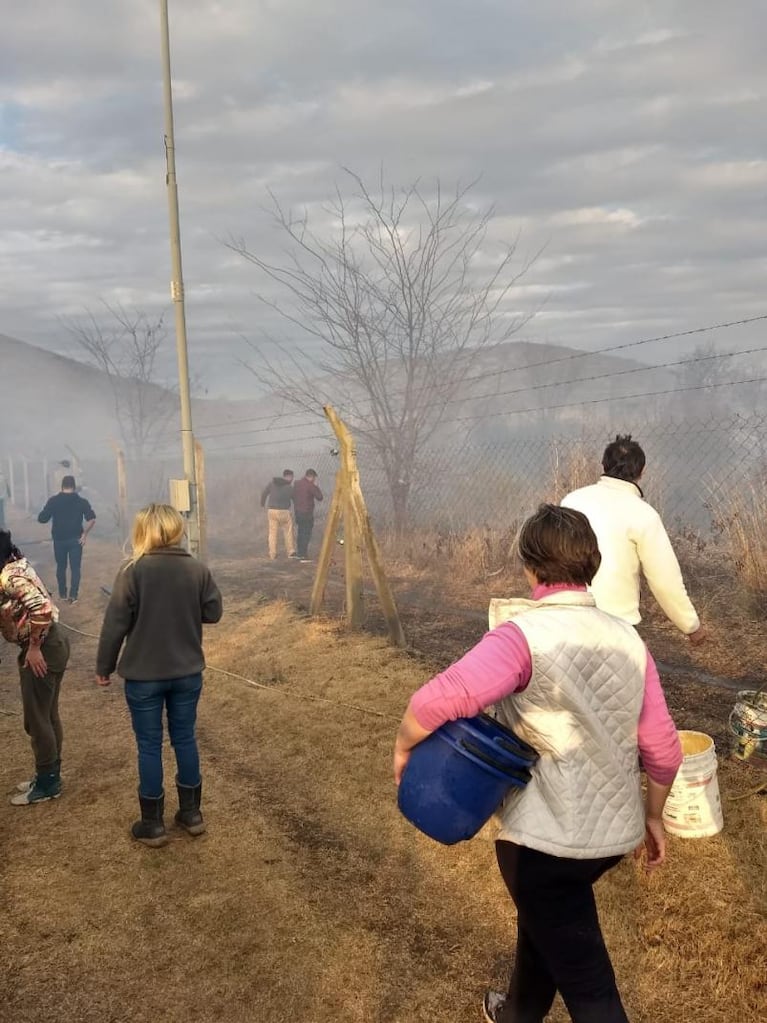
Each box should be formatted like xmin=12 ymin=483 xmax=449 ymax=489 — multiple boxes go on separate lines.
xmin=124 ymin=674 xmax=203 ymax=798
xmin=54 ymin=537 xmax=83 ymax=599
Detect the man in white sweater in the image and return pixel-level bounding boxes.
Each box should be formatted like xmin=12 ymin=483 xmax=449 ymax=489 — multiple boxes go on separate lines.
xmin=562 ymin=434 xmax=707 ymax=645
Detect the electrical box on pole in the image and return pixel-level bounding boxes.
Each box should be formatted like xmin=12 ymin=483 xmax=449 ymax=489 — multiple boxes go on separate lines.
xmin=169 ymin=478 xmax=191 ymax=513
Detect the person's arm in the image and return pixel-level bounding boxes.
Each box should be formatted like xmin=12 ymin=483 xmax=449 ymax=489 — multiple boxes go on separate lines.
xmin=313 ymin=483 xmax=323 ymax=502
xmin=636 ymin=510 xmax=703 ymax=638
xmin=260 ymin=483 xmax=271 ymax=508
xmin=95 ymin=567 xmax=136 ymax=684
xmin=37 ymin=498 xmax=54 ymax=524
xmin=4 ymin=571 xmax=55 ymax=678
xmin=80 ymin=500 xmax=97 ymax=544
xmin=394 ymin=623 xmax=533 ymax=783
xmin=635 ymin=651 xmax=683 ymax=870
xmin=201 ymin=570 xmax=223 ymax=624
xmin=394 ymin=708 xmax=434 ymax=785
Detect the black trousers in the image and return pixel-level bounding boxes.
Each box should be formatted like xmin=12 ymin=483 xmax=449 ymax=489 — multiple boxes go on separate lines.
xmin=295 ymin=513 xmax=315 ymax=558
xmin=53 ymin=537 xmax=83 ymax=599
xmin=495 ymin=841 xmax=628 ymax=1023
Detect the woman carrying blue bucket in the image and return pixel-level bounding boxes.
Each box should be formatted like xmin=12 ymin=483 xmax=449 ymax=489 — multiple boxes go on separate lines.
xmin=394 ymin=504 xmax=683 ymax=1023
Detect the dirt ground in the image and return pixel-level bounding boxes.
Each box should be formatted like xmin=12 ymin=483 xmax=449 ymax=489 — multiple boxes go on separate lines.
xmin=1 ymin=536 xmax=765 ymax=1023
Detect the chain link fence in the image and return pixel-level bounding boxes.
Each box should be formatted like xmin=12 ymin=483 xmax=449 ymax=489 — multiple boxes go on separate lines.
xmin=200 ymin=414 xmax=767 ymax=539
xmin=5 ymin=413 xmax=766 ymax=545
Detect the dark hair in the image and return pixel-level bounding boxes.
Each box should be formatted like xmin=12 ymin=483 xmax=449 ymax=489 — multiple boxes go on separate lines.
xmin=0 ymin=530 xmax=23 ymax=569
xmin=517 ymin=504 xmax=601 ymax=586
xmin=305 ymin=469 xmax=317 ymax=478
xmin=61 ymin=475 xmax=76 ymax=490
xmin=282 ymin=469 xmax=294 ymax=479
xmin=602 ymin=434 xmax=645 ymax=482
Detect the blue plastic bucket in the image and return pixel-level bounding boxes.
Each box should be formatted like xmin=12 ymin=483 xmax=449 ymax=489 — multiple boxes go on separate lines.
xmin=397 ymin=713 xmax=538 ymax=845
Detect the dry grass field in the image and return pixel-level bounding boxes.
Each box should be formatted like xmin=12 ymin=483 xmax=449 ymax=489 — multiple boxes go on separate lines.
xmin=1 ymin=536 xmax=765 ymax=1023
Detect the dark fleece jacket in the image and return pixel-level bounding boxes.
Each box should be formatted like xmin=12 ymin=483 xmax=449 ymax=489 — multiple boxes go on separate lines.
xmin=96 ymin=547 xmax=223 ymax=681
xmin=260 ymin=477 xmax=294 ymax=510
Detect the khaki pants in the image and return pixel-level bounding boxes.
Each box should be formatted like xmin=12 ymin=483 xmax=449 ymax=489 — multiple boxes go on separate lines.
xmin=268 ymin=509 xmax=295 ymax=559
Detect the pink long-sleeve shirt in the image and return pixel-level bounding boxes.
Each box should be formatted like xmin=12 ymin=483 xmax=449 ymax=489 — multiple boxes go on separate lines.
xmin=409 ymin=584 xmax=682 ymax=785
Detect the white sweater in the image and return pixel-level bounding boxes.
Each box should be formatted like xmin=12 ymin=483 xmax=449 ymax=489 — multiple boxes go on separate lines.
xmin=562 ymin=476 xmax=700 ymax=634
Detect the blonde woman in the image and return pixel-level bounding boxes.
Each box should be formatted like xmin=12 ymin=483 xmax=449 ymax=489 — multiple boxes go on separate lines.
xmin=95 ymin=504 xmax=223 ymax=847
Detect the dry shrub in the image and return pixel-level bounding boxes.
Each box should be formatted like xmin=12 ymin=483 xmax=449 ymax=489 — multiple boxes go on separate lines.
xmin=205 ymin=469 xmax=267 ymax=551
xmin=707 ymin=483 xmax=767 ymax=603
xmin=381 ymin=524 xmax=520 ymax=583
xmin=547 ymin=439 xmax=596 ymax=502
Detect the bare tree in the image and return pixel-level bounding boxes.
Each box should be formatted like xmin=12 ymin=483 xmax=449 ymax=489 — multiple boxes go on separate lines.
xmin=65 ymin=304 xmax=178 ymax=457
xmin=673 ymin=340 xmax=766 ymax=417
xmin=229 ymin=170 xmax=539 ymax=530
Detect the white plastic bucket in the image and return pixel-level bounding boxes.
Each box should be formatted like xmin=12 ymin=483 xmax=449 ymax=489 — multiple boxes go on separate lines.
xmin=662 ymin=731 xmax=723 ymax=839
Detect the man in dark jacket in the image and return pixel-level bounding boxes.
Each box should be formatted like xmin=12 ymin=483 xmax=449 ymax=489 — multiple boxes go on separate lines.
xmin=293 ymin=469 xmax=323 ymax=561
xmin=260 ymin=469 xmax=296 ymax=559
xmin=37 ymin=476 xmax=96 ymax=604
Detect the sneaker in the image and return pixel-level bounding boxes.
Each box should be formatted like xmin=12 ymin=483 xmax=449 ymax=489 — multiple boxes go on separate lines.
xmin=16 ymin=760 xmax=60 ymax=793
xmin=300 ymin=558 xmax=312 ymax=564
xmin=289 ymin=553 xmax=300 ymax=559
xmin=10 ymin=770 xmax=61 ymax=806
xmin=68 ymin=597 xmax=78 ymax=605
xmin=482 ymin=991 xmax=507 ymax=1023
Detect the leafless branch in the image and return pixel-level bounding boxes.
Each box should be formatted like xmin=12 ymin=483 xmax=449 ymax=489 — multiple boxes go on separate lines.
xmin=63 ymin=303 xmax=177 ymax=458
xmin=227 ymin=170 xmax=537 ymax=528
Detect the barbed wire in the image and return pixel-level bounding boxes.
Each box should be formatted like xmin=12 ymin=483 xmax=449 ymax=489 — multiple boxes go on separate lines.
xmin=445 ymin=371 xmax=767 ymax=426
xmin=148 ymin=312 xmax=767 ymax=440
xmin=161 ymin=338 xmax=767 ymax=445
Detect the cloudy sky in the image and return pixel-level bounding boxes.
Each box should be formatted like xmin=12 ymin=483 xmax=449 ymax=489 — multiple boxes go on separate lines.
xmin=1 ymin=0 xmax=765 ymax=398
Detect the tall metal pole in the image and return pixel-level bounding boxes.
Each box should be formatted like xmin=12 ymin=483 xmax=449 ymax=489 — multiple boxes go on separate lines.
xmin=159 ymin=0 xmax=200 ymax=556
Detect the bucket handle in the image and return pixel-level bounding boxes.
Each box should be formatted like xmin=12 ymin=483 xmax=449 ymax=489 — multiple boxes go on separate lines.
xmin=477 ymin=713 xmax=539 ymax=759
xmin=458 ymin=739 xmax=533 ymax=784
xmin=494 ymin=735 xmax=540 ymax=765
xmin=741 ymin=680 xmax=767 ymax=711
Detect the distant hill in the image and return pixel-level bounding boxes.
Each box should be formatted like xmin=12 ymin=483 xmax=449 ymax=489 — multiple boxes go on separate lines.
xmin=1 ymin=330 xmax=745 ymax=462
xmin=0 ymin=332 xmax=275 ymax=460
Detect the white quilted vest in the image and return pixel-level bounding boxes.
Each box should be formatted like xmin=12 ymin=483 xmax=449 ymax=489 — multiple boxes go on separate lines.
xmin=487 ymin=591 xmax=646 ymax=859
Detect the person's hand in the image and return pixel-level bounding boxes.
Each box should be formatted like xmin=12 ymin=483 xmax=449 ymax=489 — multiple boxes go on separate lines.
xmin=687 ymin=624 xmax=709 ymax=647
xmin=79 ymin=534 xmax=88 ymax=546
xmin=24 ymin=647 xmax=48 ymax=678
xmin=635 ymin=816 xmax=667 ymax=872
xmin=393 ymin=739 xmax=412 ymax=786
xmin=95 ymin=674 xmax=111 ymax=687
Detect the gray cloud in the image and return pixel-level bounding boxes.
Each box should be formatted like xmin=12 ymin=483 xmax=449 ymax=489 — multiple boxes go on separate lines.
xmin=1 ymin=0 xmax=765 ymax=399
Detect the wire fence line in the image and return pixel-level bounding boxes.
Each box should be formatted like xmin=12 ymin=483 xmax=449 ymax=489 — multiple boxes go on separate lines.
xmin=4 ymin=413 xmax=766 ymax=543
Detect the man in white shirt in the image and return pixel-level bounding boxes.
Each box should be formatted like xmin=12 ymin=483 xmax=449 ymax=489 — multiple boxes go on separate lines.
xmin=562 ymin=434 xmax=707 ymax=645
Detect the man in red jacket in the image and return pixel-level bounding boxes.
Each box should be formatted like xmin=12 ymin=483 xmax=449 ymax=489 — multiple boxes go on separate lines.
xmin=292 ymin=469 xmax=323 ymax=562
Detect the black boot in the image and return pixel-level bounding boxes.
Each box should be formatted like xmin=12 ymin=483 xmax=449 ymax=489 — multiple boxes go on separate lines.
xmin=131 ymin=791 xmax=169 ymax=847
xmin=175 ymin=778 xmax=206 ymax=836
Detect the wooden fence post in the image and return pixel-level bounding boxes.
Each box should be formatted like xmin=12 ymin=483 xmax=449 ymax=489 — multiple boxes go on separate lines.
xmin=111 ymin=443 xmax=128 ymax=539
xmin=21 ymin=457 xmax=30 ymax=513
xmin=348 ymin=481 xmax=406 ymax=648
xmin=310 ymin=474 xmax=344 ymax=615
xmin=311 ymin=406 xmax=405 ymax=647
xmin=194 ymin=441 xmax=208 ymax=561
xmin=337 ymin=420 xmax=365 ymax=630
xmin=7 ymin=457 xmax=15 ymax=505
